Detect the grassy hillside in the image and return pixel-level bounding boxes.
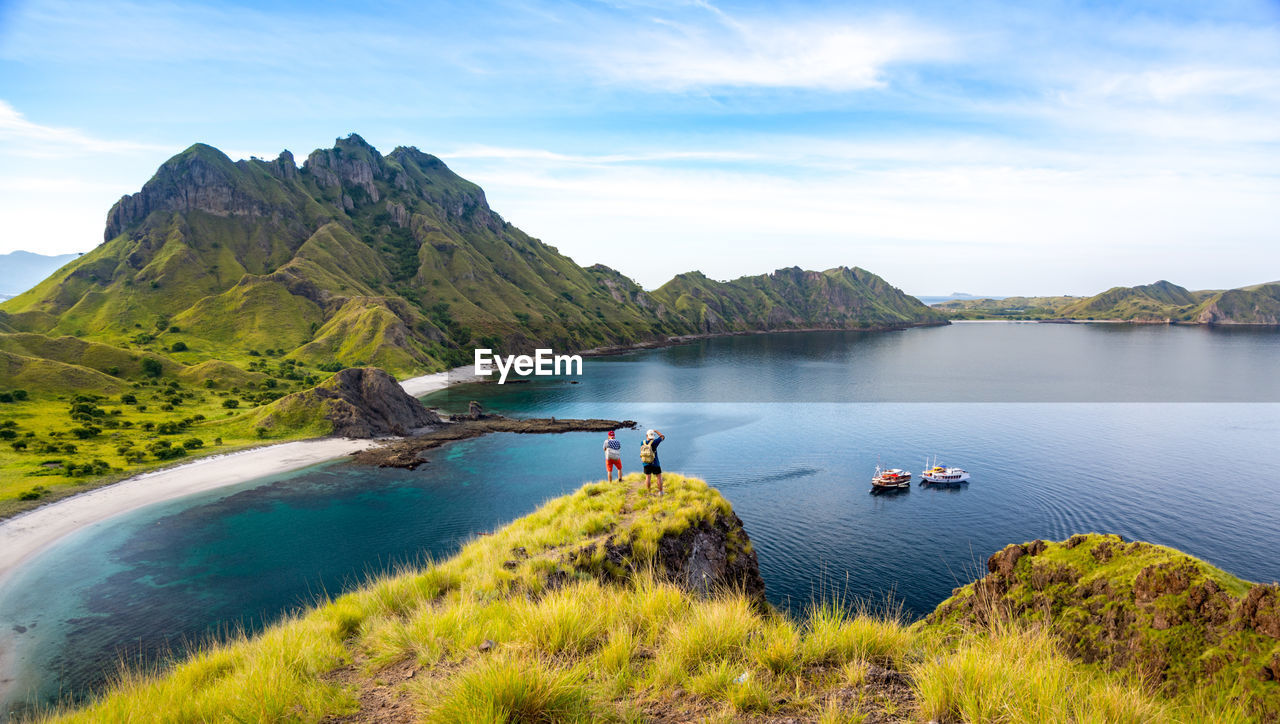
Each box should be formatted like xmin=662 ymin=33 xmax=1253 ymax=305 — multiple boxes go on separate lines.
xmin=0 ymin=342 xmax=325 ymax=516
xmin=934 ymin=281 xmax=1280 ymax=324
xmin=0 ymin=134 xmax=944 ymax=511
xmin=31 ymin=478 xmax=1268 ymax=723
xmin=1059 ymin=280 xmax=1280 ymax=323
xmin=929 ymin=533 xmax=1280 ymax=720
xmin=1 ymin=135 xmax=942 ymax=376
xmin=932 ymin=295 xmax=1080 ymax=320
xmin=651 ymin=267 xmax=944 ymax=334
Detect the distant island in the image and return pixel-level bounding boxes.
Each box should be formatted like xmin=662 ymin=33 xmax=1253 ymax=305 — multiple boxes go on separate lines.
xmin=933 ymin=279 xmax=1280 ymax=324
xmin=0 ymin=251 xmax=81 ymax=298
xmin=0 ymin=134 xmax=941 ymax=513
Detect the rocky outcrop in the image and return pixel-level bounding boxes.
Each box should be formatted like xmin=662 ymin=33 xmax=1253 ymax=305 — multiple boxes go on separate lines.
xmin=256 ymin=367 xmax=440 ymax=438
xmin=352 ymin=416 xmax=636 ymax=469
xmin=104 ymin=144 xmax=272 ymax=241
xmin=314 ymin=367 xmax=439 ymax=437
xmin=928 ymin=534 xmax=1280 ymax=718
xmin=650 ymin=510 xmax=766 ymax=602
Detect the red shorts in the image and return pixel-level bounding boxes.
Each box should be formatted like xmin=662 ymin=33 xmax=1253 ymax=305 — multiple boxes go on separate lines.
xmin=606 ymin=458 xmax=622 ymax=473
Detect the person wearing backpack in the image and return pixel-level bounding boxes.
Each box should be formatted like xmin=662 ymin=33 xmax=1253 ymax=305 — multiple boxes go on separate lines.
xmin=603 ymin=430 xmax=623 ymax=482
xmin=640 ymin=429 xmax=665 ymax=496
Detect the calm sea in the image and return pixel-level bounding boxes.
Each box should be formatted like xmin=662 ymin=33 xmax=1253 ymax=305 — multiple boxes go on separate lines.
xmin=3 ymin=322 xmax=1279 ymax=713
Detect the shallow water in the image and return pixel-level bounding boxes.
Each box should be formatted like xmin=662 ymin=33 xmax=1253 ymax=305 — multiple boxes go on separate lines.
xmin=3 ymin=322 xmax=1279 ymax=712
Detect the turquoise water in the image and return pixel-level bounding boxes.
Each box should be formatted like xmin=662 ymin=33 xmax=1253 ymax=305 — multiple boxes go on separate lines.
xmin=2 ymin=322 xmax=1280 ymax=714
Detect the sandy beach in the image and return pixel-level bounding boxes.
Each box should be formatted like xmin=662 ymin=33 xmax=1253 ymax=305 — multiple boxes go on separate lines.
xmin=0 ymin=369 xmax=466 ymax=590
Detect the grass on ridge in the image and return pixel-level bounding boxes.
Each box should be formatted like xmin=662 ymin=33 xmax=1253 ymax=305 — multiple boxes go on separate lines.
xmin=38 ymin=478 xmax=1238 ymax=723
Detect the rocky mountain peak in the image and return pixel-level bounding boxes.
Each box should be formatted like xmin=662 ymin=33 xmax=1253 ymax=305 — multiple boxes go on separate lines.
xmin=104 ymin=143 xmax=269 ymax=242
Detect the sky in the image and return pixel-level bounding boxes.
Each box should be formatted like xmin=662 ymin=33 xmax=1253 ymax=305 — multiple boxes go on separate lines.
xmin=0 ymin=0 xmax=1277 ymax=296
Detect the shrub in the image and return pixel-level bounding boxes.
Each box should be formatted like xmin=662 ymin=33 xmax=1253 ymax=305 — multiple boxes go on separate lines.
xmin=0 ymin=429 xmax=15 ymax=440
xmin=12 ymin=389 xmax=27 ymax=401
xmin=11 ymin=440 xmax=28 ymax=451
xmin=18 ymin=486 xmax=47 ymax=501
xmin=182 ymin=437 xmax=204 ymax=450
xmin=121 ymin=394 xmax=137 ymax=405
xmin=147 ymin=440 xmax=187 ymax=461
xmin=0 ymin=392 xmax=13 ymax=403
xmin=170 ymin=341 xmax=188 ymax=352
xmin=141 ymin=358 xmax=163 ymax=377
xmin=222 ymin=399 xmax=240 ymax=409
xmin=69 ymin=426 xmax=102 ymax=439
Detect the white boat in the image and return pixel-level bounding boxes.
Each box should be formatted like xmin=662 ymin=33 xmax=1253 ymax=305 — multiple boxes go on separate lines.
xmin=921 ymin=456 xmax=970 ymax=485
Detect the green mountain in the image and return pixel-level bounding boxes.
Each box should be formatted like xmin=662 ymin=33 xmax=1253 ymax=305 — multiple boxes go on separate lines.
xmin=1059 ymin=279 xmax=1280 ymax=323
xmin=932 ymin=280 xmax=1280 ymax=324
xmin=650 ymin=266 xmax=942 ymax=334
xmin=40 ymin=479 xmax=1276 ymax=722
xmin=0 ymin=135 xmax=940 ymax=511
xmin=932 ymin=295 xmax=1080 ymax=319
xmin=1 ymin=135 xmax=940 ymax=377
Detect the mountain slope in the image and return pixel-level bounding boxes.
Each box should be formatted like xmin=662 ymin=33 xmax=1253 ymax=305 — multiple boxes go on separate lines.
xmin=652 ymin=266 xmax=943 ymax=333
xmin=0 ymin=135 xmax=942 ymax=378
xmin=1057 ymin=279 xmax=1280 ymax=324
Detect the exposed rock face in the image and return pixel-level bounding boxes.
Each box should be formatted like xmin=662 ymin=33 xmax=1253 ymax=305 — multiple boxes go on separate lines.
xmin=653 ymin=510 xmax=767 ymax=602
xmin=929 ymin=534 xmax=1280 ymax=718
xmin=311 ymin=367 xmax=440 ymax=437
xmin=105 ymin=144 xmax=273 ymax=241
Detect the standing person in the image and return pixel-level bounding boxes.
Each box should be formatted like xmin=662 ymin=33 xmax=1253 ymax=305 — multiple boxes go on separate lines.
xmin=603 ymin=430 xmax=622 ymax=482
xmin=640 ymin=429 xmax=665 ymax=496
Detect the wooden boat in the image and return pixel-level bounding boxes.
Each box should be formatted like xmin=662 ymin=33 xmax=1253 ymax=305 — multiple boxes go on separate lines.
xmin=871 ymin=465 xmax=912 ymax=491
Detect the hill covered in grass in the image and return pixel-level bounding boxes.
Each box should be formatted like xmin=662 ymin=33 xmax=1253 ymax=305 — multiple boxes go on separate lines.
xmin=1061 ymin=279 xmax=1280 ymax=324
xmin=0 ymin=134 xmax=942 ymax=510
xmin=936 ymin=280 xmax=1280 ymax=324
xmin=34 ymin=477 xmax=1277 ymax=722
xmin=1 ymin=135 xmax=942 ymax=377
xmin=929 ymin=533 xmax=1280 ymax=720
xmin=931 ymin=295 xmax=1081 ymax=320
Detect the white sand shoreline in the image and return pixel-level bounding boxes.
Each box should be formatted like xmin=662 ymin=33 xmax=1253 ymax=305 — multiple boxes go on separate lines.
xmin=0 ymin=368 xmax=468 ymax=591
xmin=0 ymin=367 xmax=478 ymax=707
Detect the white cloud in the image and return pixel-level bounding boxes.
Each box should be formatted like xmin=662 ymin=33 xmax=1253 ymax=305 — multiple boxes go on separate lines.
xmin=441 ymin=139 xmax=1280 ymax=295
xmin=440 ymin=145 xmax=758 ymax=165
xmin=579 ymin=5 xmax=952 ymax=91
xmin=0 ymin=100 xmax=170 ymax=157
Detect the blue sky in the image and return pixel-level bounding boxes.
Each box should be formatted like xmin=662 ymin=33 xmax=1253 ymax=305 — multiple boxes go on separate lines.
xmin=1 ymin=0 xmax=1277 ymax=295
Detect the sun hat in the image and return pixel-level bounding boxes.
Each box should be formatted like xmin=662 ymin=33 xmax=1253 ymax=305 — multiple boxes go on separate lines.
xmin=607 ymin=430 xmax=615 ymax=437
xmin=645 ymin=429 xmax=656 ymax=439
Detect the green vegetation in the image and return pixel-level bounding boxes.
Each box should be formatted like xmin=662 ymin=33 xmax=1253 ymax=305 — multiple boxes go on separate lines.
xmin=927 ymin=533 xmax=1280 ymax=720
xmin=651 ymin=267 xmax=945 ymax=334
xmin=936 ymin=280 xmax=1280 ymax=323
xmin=0 ymin=135 xmax=942 ymax=375
xmin=933 ymin=295 xmax=1081 ymax=320
xmin=0 ymin=351 xmax=328 ymax=516
xmin=35 ymin=479 xmax=1267 ymax=722
xmin=0 ymin=134 xmax=945 ymax=509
